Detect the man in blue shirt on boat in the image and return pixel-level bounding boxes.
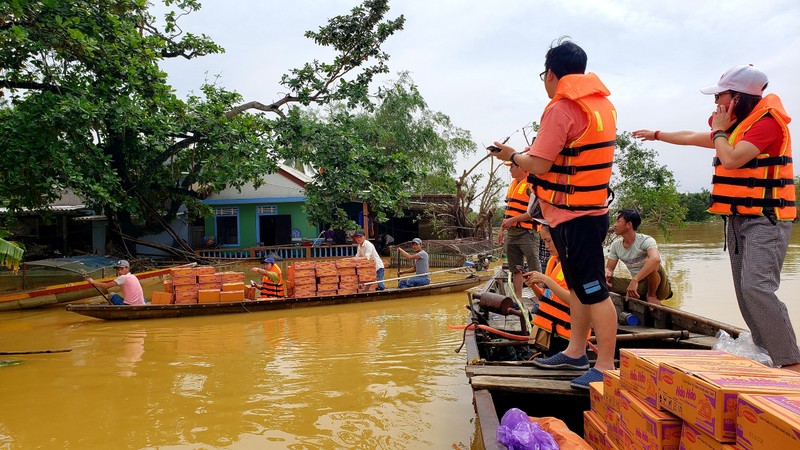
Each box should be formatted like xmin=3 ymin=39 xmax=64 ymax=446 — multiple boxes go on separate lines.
xmin=396 ymin=238 xmax=430 ymax=288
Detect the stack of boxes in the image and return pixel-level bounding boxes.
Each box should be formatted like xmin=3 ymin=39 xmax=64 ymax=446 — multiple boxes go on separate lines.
xmin=150 ymin=266 xmax=247 ymax=304
xmin=583 ymin=348 xmax=800 ymax=450
xmin=285 ymin=257 xmax=376 ymax=298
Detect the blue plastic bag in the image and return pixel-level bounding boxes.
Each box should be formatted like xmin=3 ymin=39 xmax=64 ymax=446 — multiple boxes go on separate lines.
xmin=496 ymin=408 xmax=559 ymax=450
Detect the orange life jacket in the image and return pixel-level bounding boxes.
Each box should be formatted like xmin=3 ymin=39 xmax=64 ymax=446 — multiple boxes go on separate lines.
xmin=504 ymin=178 xmax=535 ymax=229
xmin=532 ymin=256 xmax=573 ymax=340
xmin=261 ymin=265 xmax=285 ymax=298
xmin=708 ymin=94 xmax=796 ymax=220
xmin=528 ymin=73 xmax=617 ymax=210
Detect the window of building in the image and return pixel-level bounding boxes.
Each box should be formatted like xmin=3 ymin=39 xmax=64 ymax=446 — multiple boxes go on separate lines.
xmin=214 ymin=207 xmax=239 ymax=246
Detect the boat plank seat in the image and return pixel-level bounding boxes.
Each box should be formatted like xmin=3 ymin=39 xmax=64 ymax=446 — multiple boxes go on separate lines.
xmin=466 ymin=365 xmax=581 ymax=379
xmin=471 ymin=375 xmax=587 ymax=397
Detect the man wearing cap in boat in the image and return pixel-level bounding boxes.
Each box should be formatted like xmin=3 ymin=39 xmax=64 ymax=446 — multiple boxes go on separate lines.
xmin=87 ymin=260 xmax=145 ymax=305
xmin=605 ymin=209 xmax=673 ymax=306
xmin=353 ymin=229 xmax=385 ymax=291
xmin=250 ymin=258 xmax=285 ymax=299
xmin=499 ymin=158 xmax=540 ymax=301
xmin=395 ymin=238 xmax=430 ymax=288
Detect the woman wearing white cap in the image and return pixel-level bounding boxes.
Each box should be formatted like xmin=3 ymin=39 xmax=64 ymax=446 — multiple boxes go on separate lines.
xmin=633 ymin=64 xmax=800 ymax=372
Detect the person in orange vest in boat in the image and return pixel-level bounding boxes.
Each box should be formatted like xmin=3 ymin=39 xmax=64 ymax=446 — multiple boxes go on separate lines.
xmin=523 ymin=225 xmax=576 ymax=356
xmin=633 ymin=64 xmax=800 ymax=372
xmin=87 ymin=260 xmax=145 ymax=305
xmin=488 ymin=38 xmax=618 ymax=389
xmin=498 ymin=159 xmax=540 ymax=301
xmin=250 ymin=257 xmax=284 ymax=299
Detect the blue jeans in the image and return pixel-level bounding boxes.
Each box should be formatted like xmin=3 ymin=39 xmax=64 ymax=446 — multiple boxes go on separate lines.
xmin=376 ymin=268 xmax=385 ymax=290
xmin=398 ymin=276 xmax=430 ymax=289
xmin=109 ymin=293 xmax=126 ymax=305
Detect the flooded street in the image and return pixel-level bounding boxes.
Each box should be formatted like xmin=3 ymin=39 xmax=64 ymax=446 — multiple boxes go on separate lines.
xmin=1 ymin=221 xmax=799 ymax=448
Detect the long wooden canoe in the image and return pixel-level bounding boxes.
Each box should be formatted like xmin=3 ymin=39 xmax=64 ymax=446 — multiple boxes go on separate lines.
xmin=65 ymin=275 xmax=489 ymax=321
xmin=463 ymin=268 xmax=746 ymax=450
xmin=0 ymin=265 xmax=187 ymax=311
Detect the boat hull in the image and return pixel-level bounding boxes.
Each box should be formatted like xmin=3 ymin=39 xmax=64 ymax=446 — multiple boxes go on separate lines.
xmin=0 ymin=266 xmax=178 ymax=311
xmin=66 ymin=276 xmax=488 ymax=320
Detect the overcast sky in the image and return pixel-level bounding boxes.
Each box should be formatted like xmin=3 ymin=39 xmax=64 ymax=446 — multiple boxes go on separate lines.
xmin=159 ymin=0 xmax=800 ymax=193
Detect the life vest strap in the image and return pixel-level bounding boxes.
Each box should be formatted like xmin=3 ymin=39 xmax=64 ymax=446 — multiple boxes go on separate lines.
xmin=710 ymin=194 xmax=796 ymax=209
xmin=549 ymin=161 xmax=614 ymax=175
xmin=712 ymin=175 xmax=794 ymax=189
xmin=713 ymin=155 xmax=792 ymax=168
xmin=559 ymin=140 xmax=617 ymax=157
xmin=534 ymin=309 xmax=571 ymax=330
xmin=529 ymin=176 xmax=609 ymax=195
xmin=539 ymin=295 xmax=570 ymax=315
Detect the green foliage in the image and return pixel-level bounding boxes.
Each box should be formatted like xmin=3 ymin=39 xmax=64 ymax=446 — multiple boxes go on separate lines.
xmin=0 ymin=0 xmax=405 ymax=242
xmin=680 ymin=190 xmax=714 ymax=222
xmin=612 ymin=132 xmax=687 ymax=234
xmin=273 ymin=73 xmax=475 ymax=230
xmin=0 ymin=228 xmax=23 ymax=272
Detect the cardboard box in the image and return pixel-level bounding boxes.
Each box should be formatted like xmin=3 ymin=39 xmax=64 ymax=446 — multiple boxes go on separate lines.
xmin=198 ymin=282 xmax=222 ymax=291
xmin=171 ymin=274 xmax=197 ymax=286
xmin=604 ymin=369 xmax=622 ymax=412
xmin=219 ymin=290 xmax=244 ymax=302
xmin=195 ymin=265 xmax=216 ymax=275
xmin=245 ymin=286 xmax=257 ymax=300
xmin=173 ymin=284 xmax=198 ymax=294
xmin=590 ymin=381 xmax=607 ymax=415
xmin=620 ymin=390 xmax=682 ymax=450
xmin=337 ymin=289 xmax=357 ymax=295
xmin=198 ymin=289 xmax=220 ymax=304
xmin=736 ymin=393 xmax=800 ymax=450
xmin=150 ymin=291 xmax=173 ymax=305
xmin=292 ymin=261 xmax=317 ymax=270
xmin=163 ymin=279 xmax=174 ymax=293
xmin=335 ymin=258 xmax=358 ymax=268
xmin=317 ymin=275 xmax=339 ymax=285
xmin=315 ymin=261 xmax=338 ymax=277
xmin=222 ymin=282 xmax=246 ymax=292
xmin=197 ymin=273 xmax=222 ymax=284
xmin=605 ymin=405 xmax=624 ymax=449
xmin=174 ymin=290 xmax=198 ymax=304
xmin=355 ymin=258 xmax=375 ymax=268
xmin=357 ymin=272 xmax=377 ymax=282
xmin=316 ymin=289 xmax=337 ymax=297
xmin=170 ymin=267 xmax=197 ymax=278
xmin=219 ymin=271 xmax=245 ymax=283
xmin=680 ymin=422 xmax=739 ymax=450
xmin=583 ymin=410 xmax=607 ymax=450
xmin=658 ymin=365 xmax=800 ymax=442
xmin=620 ymin=349 xmax=749 ymax=408
xmin=293 ymin=286 xmax=316 ymax=298
xmin=293 ymin=269 xmax=317 ymax=284
xmin=337 ymin=267 xmax=357 ymax=276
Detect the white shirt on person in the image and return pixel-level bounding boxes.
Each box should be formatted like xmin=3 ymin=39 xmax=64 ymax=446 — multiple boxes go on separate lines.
xmin=356 ymin=239 xmax=385 ymax=270
xmin=607 ymin=233 xmax=658 ymax=278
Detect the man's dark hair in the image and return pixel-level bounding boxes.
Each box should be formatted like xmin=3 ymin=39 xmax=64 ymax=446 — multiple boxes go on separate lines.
xmin=617 ymin=209 xmax=642 ymax=230
xmin=544 ymin=36 xmax=587 ymax=79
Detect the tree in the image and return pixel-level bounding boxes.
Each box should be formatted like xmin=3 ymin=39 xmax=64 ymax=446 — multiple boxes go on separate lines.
xmin=612 ymin=132 xmax=687 ymax=234
xmin=0 ymin=0 xmax=404 ymax=254
xmin=680 ymin=190 xmax=713 ymax=222
xmin=274 ymin=72 xmax=475 ymax=230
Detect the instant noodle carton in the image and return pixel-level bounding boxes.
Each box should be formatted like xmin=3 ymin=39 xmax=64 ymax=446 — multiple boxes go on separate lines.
xmin=583 ymin=410 xmax=608 ymax=450
xmin=222 ymin=282 xmax=246 ymax=292
xmin=197 ymin=289 xmax=220 ymax=304
xmin=620 ymin=389 xmax=682 ymax=450
xmin=219 ymin=290 xmax=244 ymax=302
xmin=604 ymin=369 xmax=622 ymax=412
xmin=292 ymin=261 xmax=316 ymax=270
xmin=195 ymin=265 xmax=216 ymax=275
xmin=150 ymin=291 xmax=173 ymax=304
xmin=680 ymin=422 xmax=739 ymax=450
xmin=620 ymin=349 xmax=747 ymax=408
xmin=658 ymin=365 xmax=800 ymax=442
xmin=736 ymin=393 xmax=800 ymax=450
xmin=590 ymin=381 xmax=607 ymax=416
xmin=293 ymin=269 xmax=316 ymax=285
xmin=317 ymin=275 xmax=339 ymax=285
xmin=605 ymin=405 xmax=624 ymax=449
xmin=315 ymin=261 xmax=338 ymax=277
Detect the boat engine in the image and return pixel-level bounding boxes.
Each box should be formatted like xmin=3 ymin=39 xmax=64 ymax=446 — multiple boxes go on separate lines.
xmin=473 ymin=292 xmax=529 ymax=336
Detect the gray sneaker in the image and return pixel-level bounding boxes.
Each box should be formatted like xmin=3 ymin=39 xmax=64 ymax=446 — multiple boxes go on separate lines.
xmin=530 ymin=352 xmax=590 ymax=370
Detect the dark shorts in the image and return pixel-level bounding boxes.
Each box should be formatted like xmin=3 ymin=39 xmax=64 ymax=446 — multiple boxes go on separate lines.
xmin=551 ymin=214 xmax=610 ymax=305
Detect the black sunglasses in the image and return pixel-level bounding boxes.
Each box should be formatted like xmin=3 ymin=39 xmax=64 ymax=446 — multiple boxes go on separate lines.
xmin=539 ymin=69 xmax=547 ymax=81
xmin=714 ymin=91 xmax=734 ymax=101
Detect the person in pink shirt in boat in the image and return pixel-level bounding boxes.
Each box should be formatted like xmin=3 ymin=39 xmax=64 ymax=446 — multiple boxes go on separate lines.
xmin=87 ymin=260 xmax=146 ymax=305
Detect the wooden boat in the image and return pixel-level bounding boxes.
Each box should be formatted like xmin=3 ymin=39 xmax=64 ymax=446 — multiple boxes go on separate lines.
xmin=65 ymin=274 xmax=489 ymax=321
xmin=462 ymin=267 xmax=746 ymax=450
xmin=0 ymin=264 xmax=187 ymax=311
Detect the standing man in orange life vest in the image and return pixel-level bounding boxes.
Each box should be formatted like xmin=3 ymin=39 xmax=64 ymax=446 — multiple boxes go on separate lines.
xmin=489 ymin=37 xmax=618 ymax=389
xmin=498 ymin=159 xmax=540 ymax=300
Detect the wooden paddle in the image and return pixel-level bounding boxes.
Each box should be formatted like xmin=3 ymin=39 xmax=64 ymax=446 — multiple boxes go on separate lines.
xmin=360 ymin=264 xmax=476 ymax=287
xmin=81 ymin=270 xmax=113 ymax=304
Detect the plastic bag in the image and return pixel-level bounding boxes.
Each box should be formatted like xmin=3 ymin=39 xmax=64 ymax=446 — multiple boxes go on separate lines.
xmin=712 ymin=330 xmax=774 ymax=367
xmin=496 ymin=408 xmax=559 ymax=450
